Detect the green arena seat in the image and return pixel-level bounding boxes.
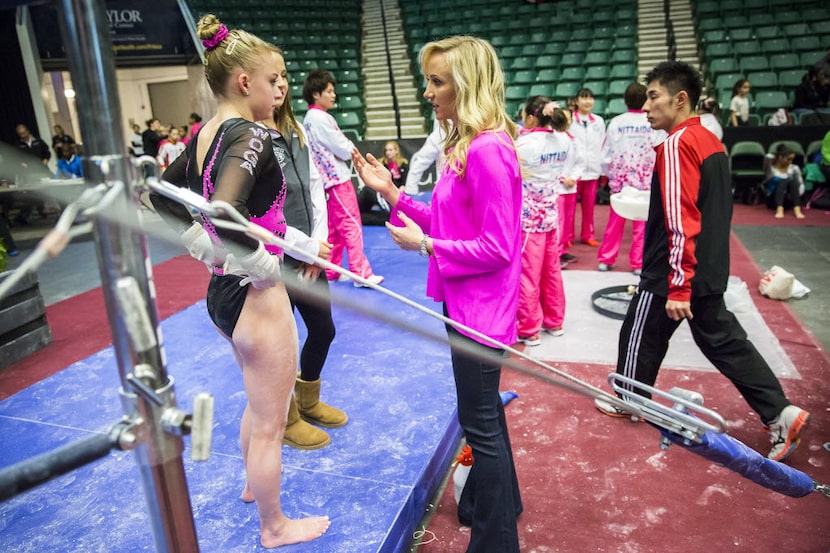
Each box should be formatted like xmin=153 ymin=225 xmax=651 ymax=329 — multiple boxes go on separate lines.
xmin=754 ymin=91 xmax=790 ymax=116
xmin=529 ymin=83 xmax=555 ymax=97
xmin=536 ymin=68 xmax=560 ymax=82
xmin=512 ymin=70 xmax=537 ymax=84
xmin=554 ymin=82 xmax=581 ymax=99
xmin=606 ymin=98 xmax=628 ymax=117
xmin=761 ymin=38 xmax=790 ymax=54
xmin=608 ymin=79 xmax=631 ymax=96
xmin=560 ymin=67 xmax=585 ymax=82
xmin=585 ymin=66 xmax=610 ymax=80
xmin=747 ymin=71 xmax=778 ymax=92
xmin=740 ymin=56 xmax=769 ymax=73
xmin=582 ymin=81 xmax=608 ymax=97
xmin=768 ymin=53 xmax=799 ymax=70
xmin=778 ymin=69 xmax=803 ymax=89
xmin=609 ymin=64 xmax=637 ymax=80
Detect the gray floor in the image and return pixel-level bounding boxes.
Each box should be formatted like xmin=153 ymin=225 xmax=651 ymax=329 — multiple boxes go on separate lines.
xmin=5 ymin=209 xmax=186 ymax=305
xmin=732 ymin=224 xmax=830 ymax=352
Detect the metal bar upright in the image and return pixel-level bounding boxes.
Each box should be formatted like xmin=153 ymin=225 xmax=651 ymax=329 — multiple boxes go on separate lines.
xmin=54 ymin=1 xmax=199 ymax=551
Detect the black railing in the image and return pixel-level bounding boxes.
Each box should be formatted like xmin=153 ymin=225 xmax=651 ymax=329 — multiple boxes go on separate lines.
xmin=665 ymin=0 xmax=677 ymax=61
xmin=379 ymin=0 xmax=402 ymax=139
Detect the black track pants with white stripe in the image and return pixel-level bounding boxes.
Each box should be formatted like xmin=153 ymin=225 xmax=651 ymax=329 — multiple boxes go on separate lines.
xmin=616 ymin=290 xmax=790 ymax=424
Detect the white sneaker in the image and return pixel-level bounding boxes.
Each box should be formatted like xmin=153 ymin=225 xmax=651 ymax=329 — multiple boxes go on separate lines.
xmin=594 ymin=397 xmax=632 ymax=418
xmin=354 ymin=274 xmax=384 ymax=288
xmin=766 ymin=405 xmax=811 ymax=461
xmin=598 ymin=263 xmax=612 ymax=272
xmin=517 ymin=334 xmax=541 ymax=346
xmin=632 ymin=269 xmax=642 ymax=276
xmin=544 ymin=326 xmax=564 ymax=337
xmin=336 ymin=274 xmax=351 ymax=282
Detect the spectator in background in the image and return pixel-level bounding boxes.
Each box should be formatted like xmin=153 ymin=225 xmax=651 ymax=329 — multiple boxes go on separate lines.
xmin=404 ymin=119 xmax=446 ymax=195
xmin=184 ymin=112 xmax=202 ymax=144
xmin=358 ymin=140 xmax=409 ymax=219
xmin=568 ymin=87 xmax=606 ymax=248
xmin=822 ymin=129 xmax=830 ymax=183
xmin=515 ymin=97 xmax=576 ymax=345
xmin=13 ymin=123 xmax=50 ymax=224
xmin=156 ymin=126 xmax=186 ymax=170
xmin=697 ymin=96 xmax=723 ymax=140
xmin=763 ymin=143 xmax=805 ymax=219
xmin=55 ymin=143 xmax=83 ymax=179
xmin=51 ymin=124 xmax=75 ymax=158
xmin=16 ymin=124 xmax=50 ymax=167
xmin=566 ymin=96 xmax=578 ymax=114
xmin=767 ymin=107 xmax=793 ymax=126
xmin=729 ymin=79 xmax=751 ymax=127
xmin=381 ymin=140 xmax=409 ymax=189
xmin=141 ymin=118 xmax=162 ymax=158
xmin=302 ymin=69 xmax=383 ymax=287
xmin=129 ymin=123 xmax=144 ymax=157
xmin=793 ymin=66 xmax=830 ymax=114
xmin=597 ymin=83 xmax=665 ymax=275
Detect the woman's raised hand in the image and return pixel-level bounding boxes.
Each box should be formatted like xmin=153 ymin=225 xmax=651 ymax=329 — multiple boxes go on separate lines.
xmin=352 ymin=148 xmax=397 ymax=196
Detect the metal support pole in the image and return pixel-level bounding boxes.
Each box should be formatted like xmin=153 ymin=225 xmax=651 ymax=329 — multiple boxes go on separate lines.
xmin=54 ymin=1 xmax=199 ymax=551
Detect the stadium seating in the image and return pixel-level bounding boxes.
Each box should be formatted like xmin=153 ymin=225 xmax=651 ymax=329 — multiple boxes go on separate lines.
xmin=694 ymin=0 xmax=829 ymax=124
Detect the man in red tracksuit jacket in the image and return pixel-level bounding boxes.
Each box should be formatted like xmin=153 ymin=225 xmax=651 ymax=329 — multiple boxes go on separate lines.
xmin=594 ymin=61 xmax=810 ymax=462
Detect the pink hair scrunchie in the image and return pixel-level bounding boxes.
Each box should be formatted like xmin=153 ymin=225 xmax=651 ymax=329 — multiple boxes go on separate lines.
xmin=202 ymin=24 xmax=229 ymax=51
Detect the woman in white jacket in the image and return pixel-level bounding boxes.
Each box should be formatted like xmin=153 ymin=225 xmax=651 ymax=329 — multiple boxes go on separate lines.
xmin=567 ymin=87 xmax=606 ymax=248
xmin=516 ymin=97 xmax=577 ymax=345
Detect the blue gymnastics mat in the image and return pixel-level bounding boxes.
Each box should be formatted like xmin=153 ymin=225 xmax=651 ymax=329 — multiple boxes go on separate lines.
xmin=0 ymin=226 xmax=462 ymax=552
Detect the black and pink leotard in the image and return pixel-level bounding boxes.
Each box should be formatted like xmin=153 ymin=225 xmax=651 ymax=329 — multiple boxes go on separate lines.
xmin=151 ymin=118 xmax=287 ymax=336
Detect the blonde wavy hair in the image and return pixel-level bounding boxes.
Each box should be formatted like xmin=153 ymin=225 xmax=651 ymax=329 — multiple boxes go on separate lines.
xmin=419 ymin=36 xmax=516 ymax=178
xmin=197 ymin=14 xmax=273 ymax=97
xmin=270 ymin=44 xmax=306 ymax=148
xmin=382 ymin=141 xmax=408 ymax=167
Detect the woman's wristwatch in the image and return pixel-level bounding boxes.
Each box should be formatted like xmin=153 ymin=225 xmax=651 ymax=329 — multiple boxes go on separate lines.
xmin=419 ymin=234 xmax=430 ymax=257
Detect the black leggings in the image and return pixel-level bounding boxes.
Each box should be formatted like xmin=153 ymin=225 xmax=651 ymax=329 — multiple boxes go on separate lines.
xmin=283 ymin=259 xmax=336 ymax=381
xmin=765 ymin=177 xmax=800 ymax=209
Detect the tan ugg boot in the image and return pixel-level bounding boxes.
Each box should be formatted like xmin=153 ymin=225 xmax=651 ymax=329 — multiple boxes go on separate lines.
xmin=283 ymin=394 xmax=331 ymax=450
xmin=295 ymin=376 xmax=348 ymax=428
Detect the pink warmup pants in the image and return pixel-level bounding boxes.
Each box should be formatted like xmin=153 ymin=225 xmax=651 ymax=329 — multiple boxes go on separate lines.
xmin=558 ymin=193 xmax=577 ymax=256
xmin=324 ymin=180 xmax=375 ymax=281
xmin=597 ymin=206 xmax=645 ymax=270
xmin=576 ymin=179 xmax=599 ymax=242
xmin=517 ymin=229 xmax=565 ymax=336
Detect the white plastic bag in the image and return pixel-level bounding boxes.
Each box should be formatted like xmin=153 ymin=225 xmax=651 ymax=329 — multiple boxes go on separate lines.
xmin=610 ymin=187 xmax=650 ymax=221
xmin=724 ymin=276 xmax=753 ymax=313
xmin=759 ymin=265 xmax=809 ymax=300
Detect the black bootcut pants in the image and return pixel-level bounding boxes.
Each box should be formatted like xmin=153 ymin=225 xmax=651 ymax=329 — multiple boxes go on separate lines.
xmin=445 ymin=312 xmax=522 ymax=553
xmin=617 ymin=289 xmax=789 ymax=424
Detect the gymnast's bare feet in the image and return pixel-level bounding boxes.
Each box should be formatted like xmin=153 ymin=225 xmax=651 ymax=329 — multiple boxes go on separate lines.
xmin=240 ymin=484 xmax=255 ymax=503
xmin=261 ymin=516 xmax=331 ymax=548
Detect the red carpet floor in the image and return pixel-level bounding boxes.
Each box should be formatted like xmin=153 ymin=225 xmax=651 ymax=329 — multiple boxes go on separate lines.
xmin=421 ymin=203 xmax=830 ymax=552
xmin=0 ymin=255 xmax=209 ymax=401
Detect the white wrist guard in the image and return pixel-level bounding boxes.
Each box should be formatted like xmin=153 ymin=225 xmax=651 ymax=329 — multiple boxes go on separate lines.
xmin=223 ymin=242 xmax=281 ymax=289
xmin=181 ymin=222 xmax=219 ymax=271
